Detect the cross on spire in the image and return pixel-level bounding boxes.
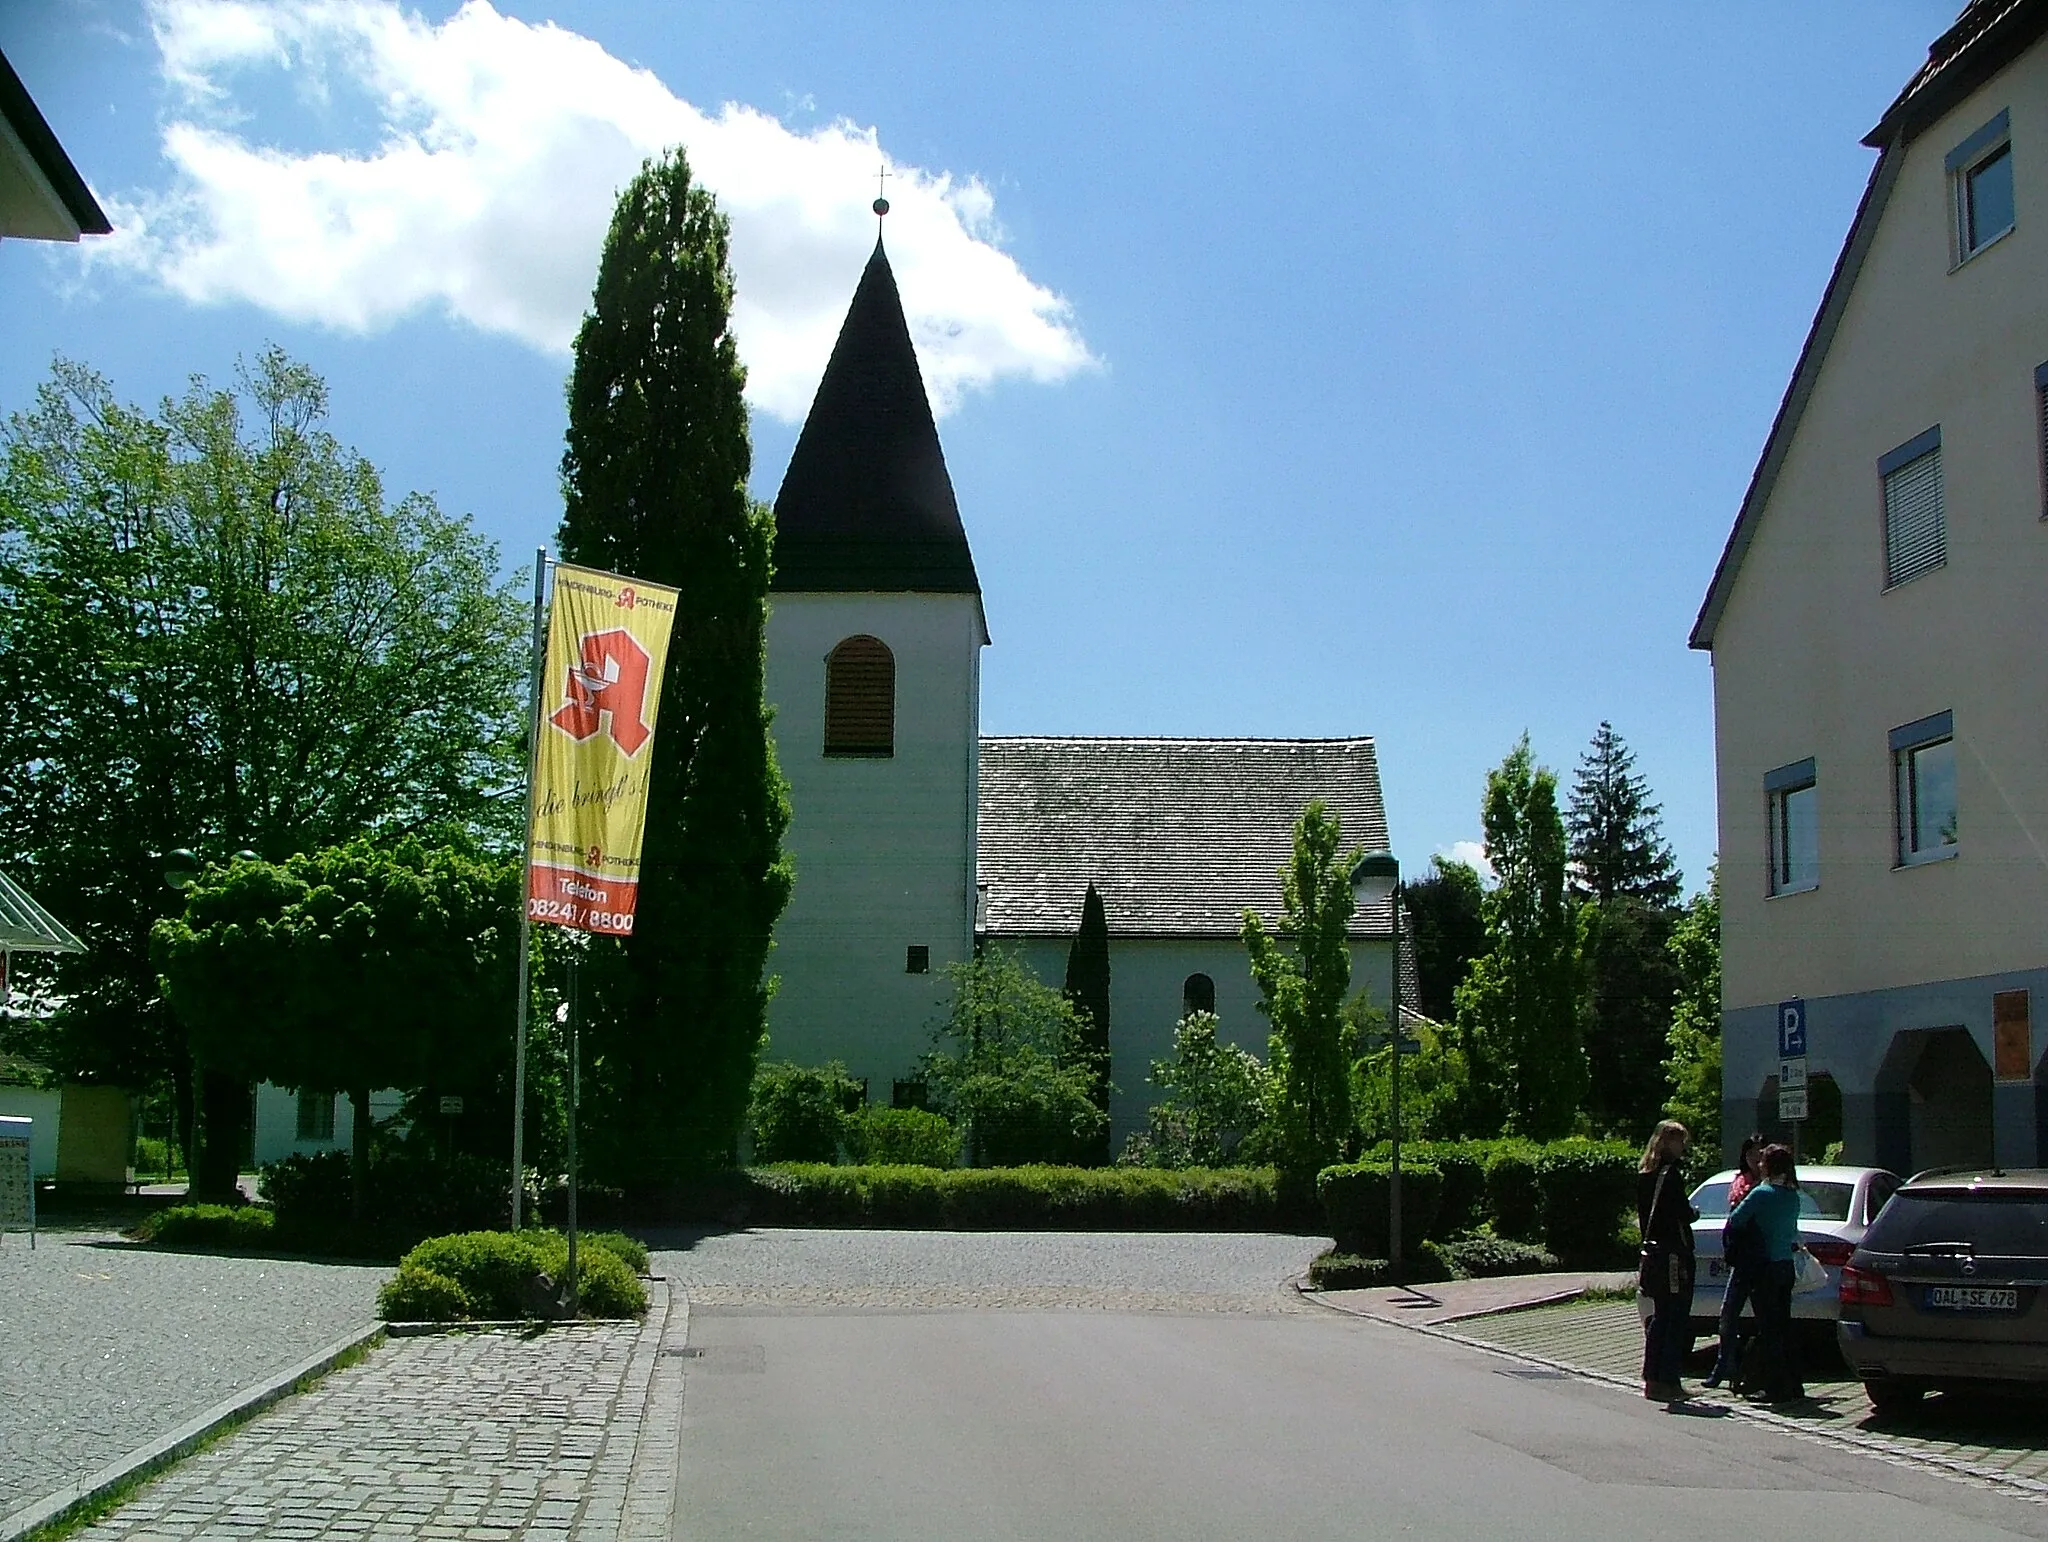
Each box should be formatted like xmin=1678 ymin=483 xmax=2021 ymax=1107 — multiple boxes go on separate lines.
xmin=872 ymin=162 xmax=891 ymax=224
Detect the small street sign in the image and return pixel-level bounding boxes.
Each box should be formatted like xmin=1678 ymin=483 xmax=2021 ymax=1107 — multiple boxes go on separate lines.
xmin=1778 ymin=1086 xmax=1809 ymax=1123
xmin=438 ymin=1095 xmax=464 ymax=1116
xmin=1394 ymin=1037 xmax=1422 ymax=1056
xmin=1779 ymin=1057 xmax=1807 ymax=1091
xmin=1778 ymin=999 xmax=1807 ymax=1058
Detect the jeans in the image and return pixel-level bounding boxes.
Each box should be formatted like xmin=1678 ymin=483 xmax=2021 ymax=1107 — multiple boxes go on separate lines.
xmin=1752 ymin=1258 xmax=1803 ymax=1399
xmin=1712 ymin=1264 xmax=1759 ymax=1384
xmin=1642 ymin=1290 xmax=1692 ymax=1386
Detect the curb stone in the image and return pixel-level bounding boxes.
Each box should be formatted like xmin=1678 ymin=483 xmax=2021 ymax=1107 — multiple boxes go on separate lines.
xmin=0 ymin=1322 xmax=386 ymax=1542
xmin=1302 ymin=1285 xmax=2048 ymax=1507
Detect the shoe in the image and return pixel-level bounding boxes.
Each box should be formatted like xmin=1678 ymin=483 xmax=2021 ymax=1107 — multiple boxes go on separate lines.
xmin=1702 ymin=1372 xmax=1724 ymax=1389
xmin=1643 ymin=1380 xmax=1683 ymax=1401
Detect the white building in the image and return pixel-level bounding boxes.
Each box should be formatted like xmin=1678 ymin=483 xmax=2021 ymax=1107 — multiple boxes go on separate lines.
xmin=1692 ymin=0 xmax=2048 ymax=1169
xmin=761 ymin=239 xmax=1402 ymax=1147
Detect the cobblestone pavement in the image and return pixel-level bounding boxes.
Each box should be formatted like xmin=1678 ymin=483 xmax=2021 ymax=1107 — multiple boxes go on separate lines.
xmin=1452 ymin=1298 xmax=2048 ymax=1494
xmin=0 ymin=1235 xmax=387 ymax=1519
xmin=648 ymin=1227 xmax=1327 ymax=1313
xmin=69 ymin=1308 xmax=665 ymax=1542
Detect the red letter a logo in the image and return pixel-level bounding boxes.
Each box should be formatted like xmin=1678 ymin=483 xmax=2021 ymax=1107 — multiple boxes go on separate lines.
xmin=550 ymin=629 xmax=654 ymax=755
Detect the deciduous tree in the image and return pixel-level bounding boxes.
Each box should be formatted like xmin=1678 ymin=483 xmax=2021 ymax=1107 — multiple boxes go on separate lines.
xmin=1243 ymin=801 xmax=1359 ymax=1191
xmin=557 ymin=147 xmax=793 ymax=1184
xmin=1663 ymin=867 xmax=1722 ymax=1154
xmin=152 ymin=841 xmax=523 ymax=1220
xmin=0 ymin=354 xmax=525 ymax=1195
xmin=1455 ymin=737 xmax=1583 ymax=1137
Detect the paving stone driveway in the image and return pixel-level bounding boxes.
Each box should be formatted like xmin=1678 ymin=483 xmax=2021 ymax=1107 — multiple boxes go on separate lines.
xmin=1453 ymin=1297 xmax=2048 ymax=1494
xmin=67 ymin=1305 xmax=672 ymax=1542
xmin=0 ymin=1234 xmax=387 ymax=1520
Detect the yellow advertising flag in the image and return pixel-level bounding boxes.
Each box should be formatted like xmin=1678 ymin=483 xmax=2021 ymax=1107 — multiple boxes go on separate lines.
xmin=526 ymin=563 xmax=680 ymax=936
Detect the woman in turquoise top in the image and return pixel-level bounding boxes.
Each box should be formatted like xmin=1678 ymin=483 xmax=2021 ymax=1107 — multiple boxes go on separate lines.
xmin=1726 ymin=1145 xmax=1805 ymax=1403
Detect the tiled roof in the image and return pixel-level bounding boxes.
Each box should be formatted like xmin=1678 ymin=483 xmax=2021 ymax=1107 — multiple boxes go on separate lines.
xmin=771 ymin=240 xmax=982 ymax=597
xmin=1864 ymin=0 xmax=2048 ymax=148
xmin=977 ymin=736 xmax=1393 ymax=941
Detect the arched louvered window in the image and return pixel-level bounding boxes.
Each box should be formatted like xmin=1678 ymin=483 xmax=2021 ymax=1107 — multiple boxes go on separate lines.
xmin=824 ymin=635 xmax=895 ymax=757
xmin=1183 ymin=973 xmax=1216 ymax=1018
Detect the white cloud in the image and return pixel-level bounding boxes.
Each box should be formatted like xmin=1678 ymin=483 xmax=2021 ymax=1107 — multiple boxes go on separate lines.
xmin=97 ymin=0 xmax=1095 ymax=419
xmin=1434 ymin=840 xmax=1495 ymax=884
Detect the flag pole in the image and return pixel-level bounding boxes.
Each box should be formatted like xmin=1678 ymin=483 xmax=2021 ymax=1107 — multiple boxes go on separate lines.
xmin=511 ymin=547 xmax=548 ymax=1231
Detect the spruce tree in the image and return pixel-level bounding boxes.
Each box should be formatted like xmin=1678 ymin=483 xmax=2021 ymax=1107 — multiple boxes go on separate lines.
xmin=1566 ymin=722 xmax=1681 ymax=906
xmin=1577 ymin=896 xmax=1680 ymax=1138
xmin=558 ymin=148 xmax=792 ymax=1185
xmin=1062 ymin=883 xmax=1113 ymax=1162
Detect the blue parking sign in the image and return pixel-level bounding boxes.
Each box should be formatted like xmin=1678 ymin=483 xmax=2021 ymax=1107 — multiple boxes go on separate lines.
xmin=1778 ymin=999 xmax=1807 ymax=1058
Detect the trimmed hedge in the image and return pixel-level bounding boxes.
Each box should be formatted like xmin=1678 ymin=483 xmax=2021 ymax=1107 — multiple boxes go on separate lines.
xmin=747 ymin=1164 xmax=1284 ymax=1230
xmin=132 ymin=1203 xmax=276 ymax=1251
xmin=1434 ymin=1235 xmax=1559 ymax=1279
xmin=262 ymin=1147 xmax=508 ymax=1255
xmin=1307 ymin=1243 xmax=1454 ymax=1290
xmin=1532 ymin=1140 xmax=1637 ymax=1264
xmin=380 ymin=1228 xmax=647 ymax=1321
xmin=1330 ymin=1138 xmax=1637 ymax=1261
xmin=1316 ymin=1162 xmax=1443 ymax=1257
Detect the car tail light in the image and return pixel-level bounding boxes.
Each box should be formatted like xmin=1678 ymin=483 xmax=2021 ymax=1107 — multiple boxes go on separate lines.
xmin=1806 ymin=1238 xmax=1855 ymax=1268
xmin=1840 ymin=1264 xmax=1894 ymax=1308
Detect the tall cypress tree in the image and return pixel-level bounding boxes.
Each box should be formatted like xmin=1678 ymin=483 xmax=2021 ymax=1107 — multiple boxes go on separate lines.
xmin=1566 ymin=722 xmax=1681 ymax=905
xmin=558 ymin=149 xmax=792 ymax=1185
xmin=1063 ymin=883 xmax=1112 ymax=1161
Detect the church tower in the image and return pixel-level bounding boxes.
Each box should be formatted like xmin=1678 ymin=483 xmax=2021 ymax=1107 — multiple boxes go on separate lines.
xmin=763 ymin=234 xmax=988 ymax=1100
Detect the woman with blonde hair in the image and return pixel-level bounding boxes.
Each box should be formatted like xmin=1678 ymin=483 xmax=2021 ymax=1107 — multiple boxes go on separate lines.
xmin=1637 ymin=1119 xmax=1697 ymax=1400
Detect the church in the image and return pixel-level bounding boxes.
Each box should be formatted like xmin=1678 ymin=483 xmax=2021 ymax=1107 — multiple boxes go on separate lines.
xmin=760 ymin=234 xmax=1404 ymax=1146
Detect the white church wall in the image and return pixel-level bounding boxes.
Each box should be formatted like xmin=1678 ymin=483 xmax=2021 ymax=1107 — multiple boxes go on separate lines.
xmin=998 ymin=935 xmax=1395 ymax=1153
xmin=764 ymin=591 xmax=983 ymax=1100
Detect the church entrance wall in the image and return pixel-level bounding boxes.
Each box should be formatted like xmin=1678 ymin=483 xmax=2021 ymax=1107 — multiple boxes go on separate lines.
xmin=1000 ymin=935 xmax=1394 ymax=1156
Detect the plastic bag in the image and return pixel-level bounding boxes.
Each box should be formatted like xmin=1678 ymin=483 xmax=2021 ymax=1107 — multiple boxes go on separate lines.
xmin=1793 ymin=1245 xmax=1828 ymax=1295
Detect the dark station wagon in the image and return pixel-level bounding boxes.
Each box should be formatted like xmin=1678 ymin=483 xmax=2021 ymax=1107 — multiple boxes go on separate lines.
xmin=1837 ymin=1169 xmax=2048 ymax=1414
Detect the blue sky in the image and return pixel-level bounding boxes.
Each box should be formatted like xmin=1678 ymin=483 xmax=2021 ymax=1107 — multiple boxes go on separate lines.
xmin=1 ymin=1 xmax=1958 ymax=895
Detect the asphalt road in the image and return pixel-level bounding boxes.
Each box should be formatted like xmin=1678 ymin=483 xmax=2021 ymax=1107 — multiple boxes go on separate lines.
xmin=673 ymin=1302 xmax=2048 ymax=1541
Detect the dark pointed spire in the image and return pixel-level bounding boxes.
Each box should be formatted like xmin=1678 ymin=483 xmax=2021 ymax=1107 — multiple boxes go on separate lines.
xmin=771 ymin=240 xmax=980 ymax=594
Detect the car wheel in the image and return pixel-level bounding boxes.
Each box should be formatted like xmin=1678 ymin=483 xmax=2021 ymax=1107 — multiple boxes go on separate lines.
xmin=1864 ymin=1380 xmax=1924 ymax=1417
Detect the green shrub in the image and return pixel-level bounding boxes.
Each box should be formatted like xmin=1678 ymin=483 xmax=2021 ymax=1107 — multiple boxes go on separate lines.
xmin=261 ymin=1146 xmax=508 ymax=1256
xmin=1308 ymin=1250 xmax=1388 ymax=1290
xmin=583 ymin=1230 xmax=649 ymax=1275
xmin=388 ymin=1228 xmax=647 ymax=1320
xmin=748 ymin=1061 xmax=864 ymax=1164
xmin=844 ymin=1107 xmax=957 ymax=1169
xmin=1315 ymin=1161 xmax=1443 ymax=1255
xmin=1436 ymin=1235 xmax=1559 ymax=1279
xmin=401 ymin=1231 xmax=543 ymax=1318
xmin=1484 ymin=1148 xmax=1542 ymax=1240
xmin=527 ymin=1233 xmax=647 ymax=1317
xmin=745 ymin=1163 xmax=1282 ymax=1230
xmin=1307 ymin=1243 xmax=1452 ymax=1290
xmin=1533 ymin=1139 xmax=1637 ymax=1264
xmin=377 ymin=1263 xmax=471 ymax=1321
xmin=132 ymin=1204 xmax=276 ymax=1251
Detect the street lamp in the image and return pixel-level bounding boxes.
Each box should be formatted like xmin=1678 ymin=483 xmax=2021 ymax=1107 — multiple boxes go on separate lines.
xmin=1351 ymin=850 xmax=1404 ymax=1272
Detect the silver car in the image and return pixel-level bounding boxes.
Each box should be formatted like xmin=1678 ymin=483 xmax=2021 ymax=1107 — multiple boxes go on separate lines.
xmin=1686 ymin=1164 xmax=1904 ymax=1333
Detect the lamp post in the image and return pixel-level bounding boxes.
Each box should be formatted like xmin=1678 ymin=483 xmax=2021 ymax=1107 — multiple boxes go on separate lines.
xmin=1352 ymin=850 xmax=1403 ymax=1271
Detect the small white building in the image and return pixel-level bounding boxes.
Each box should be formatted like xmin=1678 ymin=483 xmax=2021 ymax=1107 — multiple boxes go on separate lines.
xmin=760 ymin=239 xmax=1403 ymax=1146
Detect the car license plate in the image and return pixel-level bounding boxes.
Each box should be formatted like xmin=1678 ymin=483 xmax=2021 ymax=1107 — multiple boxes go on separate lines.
xmin=1925 ymin=1286 xmax=2018 ymax=1312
